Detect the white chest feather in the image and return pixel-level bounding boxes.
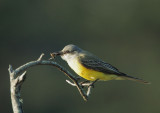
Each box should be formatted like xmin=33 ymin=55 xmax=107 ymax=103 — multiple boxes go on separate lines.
xmin=61 ymin=53 xmax=81 ymax=74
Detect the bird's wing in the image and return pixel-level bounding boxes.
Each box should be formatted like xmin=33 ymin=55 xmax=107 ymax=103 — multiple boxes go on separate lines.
xmin=79 ymin=55 xmax=125 ymax=76
xmin=78 ymin=53 xmax=150 ymax=84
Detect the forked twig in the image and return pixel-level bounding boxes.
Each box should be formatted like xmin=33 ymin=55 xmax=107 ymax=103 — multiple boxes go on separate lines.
xmin=9 ymin=53 xmax=93 ymax=113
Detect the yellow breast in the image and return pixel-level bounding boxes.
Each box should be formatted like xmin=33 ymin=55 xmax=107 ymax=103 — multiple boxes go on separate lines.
xmin=67 ymin=59 xmax=119 ymax=81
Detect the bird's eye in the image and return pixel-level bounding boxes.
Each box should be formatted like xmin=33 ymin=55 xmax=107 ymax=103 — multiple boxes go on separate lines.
xmin=66 ymin=50 xmax=70 ymax=53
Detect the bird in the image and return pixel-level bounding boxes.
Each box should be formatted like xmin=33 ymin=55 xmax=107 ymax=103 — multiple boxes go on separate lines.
xmin=51 ymin=44 xmax=150 ymax=84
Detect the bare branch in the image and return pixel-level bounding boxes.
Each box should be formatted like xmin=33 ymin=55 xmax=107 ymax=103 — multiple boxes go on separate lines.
xmin=66 ymin=80 xmax=76 ymax=86
xmin=87 ymin=86 xmax=92 ymax=96
xmin=18 ymin=71 xmax=27 ymax=83
xmin=8 ymin=65 xmax=14 ymax=74
xmin=37 ymin=53 xmax=44 ymax=61
xmin=9 ymin=53 xmax=94 ymax=113
xmin=9 ymin=65 xmax=25 ymax=113
xmin=66 ymin=79 xmax=93 ymax=98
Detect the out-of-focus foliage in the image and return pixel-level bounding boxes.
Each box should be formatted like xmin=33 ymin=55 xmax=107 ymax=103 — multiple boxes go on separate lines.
xmin=0 ymin=0 xmax=160 ymax=113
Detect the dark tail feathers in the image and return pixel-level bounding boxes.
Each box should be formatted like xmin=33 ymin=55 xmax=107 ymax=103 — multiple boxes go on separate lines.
xmin=121 ymin=75 xmax=150 ymax=84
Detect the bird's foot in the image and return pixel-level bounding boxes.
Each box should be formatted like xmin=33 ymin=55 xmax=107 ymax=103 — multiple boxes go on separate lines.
xmin=88 ymin=79 xmax=99 ymax=88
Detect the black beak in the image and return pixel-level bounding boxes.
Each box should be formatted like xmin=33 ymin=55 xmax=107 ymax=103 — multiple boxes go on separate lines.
xmin=54 ymin=51 xmax=63 ymax=56
xmin=50 ymin=51 xmax=63 ymax=59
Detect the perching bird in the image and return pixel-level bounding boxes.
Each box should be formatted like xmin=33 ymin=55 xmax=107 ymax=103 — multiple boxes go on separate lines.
xmin=51 ymin=44 xmax=149 ymax=84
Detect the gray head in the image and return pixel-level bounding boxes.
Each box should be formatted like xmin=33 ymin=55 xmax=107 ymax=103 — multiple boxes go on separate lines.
xmin=61 ymin=44 xmax=82 ymax=54
xmin=52 ymin=44 xmax=82 ymax=61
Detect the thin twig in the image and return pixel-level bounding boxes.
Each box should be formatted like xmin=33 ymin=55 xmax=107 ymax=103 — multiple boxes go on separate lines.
xmin=66 ymin=80 xmax=76 ymax=86
xmin=37 ymin=53 xmax=44 ymax=61
xmin=66 ymin=79 xmax=93 ymax=98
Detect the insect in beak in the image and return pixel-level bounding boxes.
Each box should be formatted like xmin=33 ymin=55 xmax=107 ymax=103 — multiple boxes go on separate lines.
xmin=50 ymin=51 xmax=63 ymax=59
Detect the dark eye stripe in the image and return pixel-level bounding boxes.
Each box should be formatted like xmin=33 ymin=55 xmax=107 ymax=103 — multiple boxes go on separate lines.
xmin=64 ymin=50 xmax=70 ymax=54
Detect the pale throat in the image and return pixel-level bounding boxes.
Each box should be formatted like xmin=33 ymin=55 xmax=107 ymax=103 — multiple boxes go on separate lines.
xmin=61 ymin=53 xmax=78 ymax=63
xmin=61 ymin=53 xmax=80 ymax=71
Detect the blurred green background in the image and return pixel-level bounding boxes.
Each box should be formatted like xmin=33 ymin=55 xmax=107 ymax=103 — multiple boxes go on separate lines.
xmin=1 ymin=0 xmax=160 ymax=113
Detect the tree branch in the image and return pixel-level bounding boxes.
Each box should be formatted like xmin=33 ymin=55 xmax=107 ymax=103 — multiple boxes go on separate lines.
xmin=9 ymin=53 xmax=93 ymax=113
xmin=9 ymin=65 xmax=26 ymax=113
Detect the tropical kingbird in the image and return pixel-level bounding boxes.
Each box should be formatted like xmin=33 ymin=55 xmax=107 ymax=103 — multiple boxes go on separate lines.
xmin=51 ymin=44 xmax=149 ymax=84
